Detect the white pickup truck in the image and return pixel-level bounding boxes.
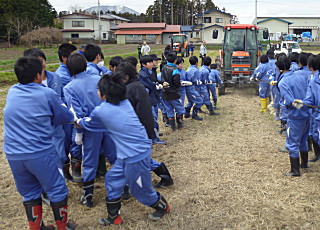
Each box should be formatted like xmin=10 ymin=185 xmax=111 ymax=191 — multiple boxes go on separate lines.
xmin=274 ymin=41 xmax=302 ymax=55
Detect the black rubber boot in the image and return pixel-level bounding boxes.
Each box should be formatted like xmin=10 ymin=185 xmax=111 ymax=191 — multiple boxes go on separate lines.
xmin=96 ymin=154 xmax=107 ymax=178
xmin=63 ymin=162 xmax=73 ymax=182
xmin=121 ymin=185 xmax=131 ymax=200
xmin=41 ymin=191 xmax=51 ymax=207
xmin=176 ymin=114 xmax=184 ymax=129
xmin=284 ymin=157 xmax=301 ymax=176
xmin=184 ymin=107 xmax=191 ymax=118
xmin=310 ymin=139 xmax=320 ymax=162
xmin=300 ymin=151 xmax=309 ymax=168
xmin=206 ymin=104 xmax=220 ymax=115
xmin=98 ymin=198 xmax=123 ymax=226
xmin=168 ymin=118 xmax=176 ymax=131
xmin=71 ymin=158 xmax=82 ymax=183
xmin=23 ymin=198 xmax=55 ymax=230
xmin=153 ymin=163 xmax=174 ymax=188
xmin=148 ymin=193 xmax=170 ymax=221
xmin=192 ymin=107 xmax=203 ymax=120
xmin=213 ymin=99 xmax=220 ymax=110
xmin=308 ymin=136 xmax=313 ymax=152
xmin=277 ymin=120 xmax=287 ymax=134
xmin=51 ymin=198 xmax=77 ymax=230
xmin=81 ymin=180 xmax=94 ymax=208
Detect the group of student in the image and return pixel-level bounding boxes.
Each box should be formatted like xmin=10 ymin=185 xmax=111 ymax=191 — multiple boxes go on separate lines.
xmin=251 ymin=48 xmax=320 ymax=177
xmin=3 ymin=42 xmax=223 ymax=230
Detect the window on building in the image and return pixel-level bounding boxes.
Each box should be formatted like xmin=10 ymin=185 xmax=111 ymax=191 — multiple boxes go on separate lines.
xmin=72 ymin=21 xmax=85 ymax=27
xmin=146 ymin=34 xmax=155 ymax=38
xmin=103 ymin=33 xmax=107 ymax=39
xmin=216 ymin=18 xmax=223 ymax=23
xmin=193 ymin=32 xmax=200 ymax=38
xmin=71 ymin=34 xmax=79 ymax=38
xmin=204 ymin=17 xmax=211 ymax=23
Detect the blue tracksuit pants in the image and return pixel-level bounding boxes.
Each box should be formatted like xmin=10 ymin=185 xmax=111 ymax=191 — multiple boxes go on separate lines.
xmin=150 ymin=157 xmax=161 ymax=171
xmin=259 ymin=82 xmax=271 ymax=99
xmin=180 ymin=87 xmax=186 ymax=106
xmin=196 ymin=85 xmax=211 ymax=105
xmin=286 ymin=118 xmax=310 ymax=158
xmin=105 ymin=156 xmax=158 ymax=207
xmin=271 ymin=86 xmax=280 ymax=110
xmin=206 ymin=84 xmax=217 ymax=100
xmin=101 ymin=132 xmax=117 ymax=165
xmin=53 ymin=125 xmax=67 ymax=165
xmin=8 ymin=152 xmax=68 ymax=202
xmin=163 ymin=99 xmax=185 ymax=118
xmin=185 ymin=87 xmax=203 ymax=109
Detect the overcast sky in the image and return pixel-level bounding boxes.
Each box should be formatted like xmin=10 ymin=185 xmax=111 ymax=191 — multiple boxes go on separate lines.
xmin=48 ymin=0 xmax=320 ymax=24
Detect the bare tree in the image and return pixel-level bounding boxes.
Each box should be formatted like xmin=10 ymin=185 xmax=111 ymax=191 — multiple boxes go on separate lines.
xmin=19 ymin=27 xmax=63 ymax=47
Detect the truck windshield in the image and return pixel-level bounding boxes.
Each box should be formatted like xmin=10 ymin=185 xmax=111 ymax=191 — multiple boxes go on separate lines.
xmin=289 ymin=43 xmax=300 ymax=49
xmin=224 ymin=29 xmax=257 ymax=51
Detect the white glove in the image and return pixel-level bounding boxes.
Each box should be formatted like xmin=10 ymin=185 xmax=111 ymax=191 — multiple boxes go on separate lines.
xmin=181 ymin=81 xmax=193 ymax=86
xmin=156 ymin=84 xmax=163 ymax=90
xmin=250 ymin=76 xmax=254 ymax=81
xmin=207 ymin=81 xmax=213 ymax=84
xmin=292 ymin=99 xmax=303 ymax=109
xmin=75 ymin=132 xmax=83 ymax=145
xmin=163 ymin=82 xmax=170 ymax=88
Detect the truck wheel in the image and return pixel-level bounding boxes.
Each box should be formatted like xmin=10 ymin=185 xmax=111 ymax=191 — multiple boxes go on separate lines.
xmin=218 ymin=84 xmax=226 ymax=95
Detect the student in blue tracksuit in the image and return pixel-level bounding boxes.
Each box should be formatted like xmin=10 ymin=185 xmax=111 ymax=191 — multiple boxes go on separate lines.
xmin=23 ymin=48 xmax=74 ymax=181
xmin=266 ymin=49 xmax=278 ymax=119
xmin=76 ymin=74 xmax=170 ymax=226
xmin=301 ymin=54 xmax=320 ymax=162
xmin=199 ymin=57 xmax=219 ymax=115
xmin=176 ymin=57 xmax=187 ymax=105
xmin=99 ymin=52 xmax=113 ymax=75
xmin=184 ymin=56 xmax=203 ymax=120
xmin=139 ymin=55 xmax=166 ymax=143
xmin=157 ymin=61 xmax=171 ymax=126
xmin=161 ymin=53 xmax=186 ymax=130
xmin=208 ymin=64 xmax=222 ymax=110
xmin=250 ymin=55 xmax=270 ymax=112
xmin=115 ymin=61 xmax=174 ymax=188
xmin=4 ymin=56 xmax=76 ymax=230
xmin=278 ymin=56 xmax=310 ymax=177
xmin=64 ymin=53 xmax=116 ymax=208
xmin=289 ymin=52 xmax=300 ymax=71
xmin=84 ymin=43 xmax=104 ymax=76
xmin=55 ymin=43 xmax=83 ymax=183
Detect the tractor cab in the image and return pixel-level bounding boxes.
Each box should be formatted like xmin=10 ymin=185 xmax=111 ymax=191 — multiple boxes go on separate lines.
xmin=171 ymin=34 xmax=189 ymax=57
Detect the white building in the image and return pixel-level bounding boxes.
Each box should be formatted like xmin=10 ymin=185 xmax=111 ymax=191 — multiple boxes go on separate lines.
xmin=257 ymin=16 xmax=320 ymax=40
xmin=61 ymin=13 xmax=129 ymax=43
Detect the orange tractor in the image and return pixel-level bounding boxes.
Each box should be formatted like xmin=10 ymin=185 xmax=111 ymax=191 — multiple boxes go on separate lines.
xmin=171 ymin=34 xmax=189 ymax=57
xmin=212 ymin=24 xmax=269 ymax=94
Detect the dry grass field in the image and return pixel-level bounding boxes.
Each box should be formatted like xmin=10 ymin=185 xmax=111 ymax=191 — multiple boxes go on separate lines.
xmin=1 ymin=84 xmax=320 ymax=229
xmin=1 ymin=45 xmax=320 ymax=229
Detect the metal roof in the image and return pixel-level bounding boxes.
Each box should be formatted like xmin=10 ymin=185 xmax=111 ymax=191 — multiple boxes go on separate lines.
xmin=62 ymin=29 xmax=94 ymax=32
xmin=257 ymin=17 xmax=293 ymax=25
xmin=117 ymin=23 xmax=166 ymax=29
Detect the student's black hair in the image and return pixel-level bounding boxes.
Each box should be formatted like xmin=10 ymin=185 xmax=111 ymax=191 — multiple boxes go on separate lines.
xmin=166 ymin=52 xmax=177 ymax=63
xmin=202 ymin=56 xmax=212 ymax=66
xmin=276 ymin=56 xmax=291 ymax=71
xmin=160 ymin=60 xmax=167 ymax=71
xmin=189 ymin=56 xmax=198 ymax=65
xmin=307 ymin=54 xmax=320 ymax=71
xmin=66 ymin=53 xmax=87 ymax=76
xmin=110 ymin=56 xmax=124 ymax=68
xmin=114 ymin=62 xmax=138 ymax=80
xmin=260 ymin=55 xmax=268 ymax=64
xmin=14 ymin=56 xmax=42 ymax=84
xmin=176 ymin=56 xmax=184 ymax=65
xmin=210 ymin=64 xmax=218 ymax=69
xmin=58 ymin=43 xmax=77 ymax=62
xmin=140 ymin=55 xmax=153 ymax=66
xmin=125 ymin=56 xmax=138 ymax=68
xmin=84 ymin=43 xmax=102 ymax=62
xmin=23 ymin=48 xmax=46 ymax=61
xmin=98 ymin=73 xmax=126 ymax=105
xmin=289 ymin=52 xmax=299 ymax=63
xmin=100 ymin=52 xmax=105 ymax=60
xmin=266 ymin=49 xmax=275 ymax=59
xmin=298 ymin=52 xmax=308 ymax=67
xmin=276 ymin=52 xmax=287 ymax=60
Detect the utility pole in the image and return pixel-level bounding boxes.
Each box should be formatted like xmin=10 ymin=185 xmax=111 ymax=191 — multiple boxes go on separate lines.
xmin=255 ymin=0 xmax=257 ymax=25
xmin=98 ymin=0 xmax=102 ymax=44
xmin=159 ymin=0 xmax=162 ymax=22
xmin=201 ymin=0 xmax=206 ymax=41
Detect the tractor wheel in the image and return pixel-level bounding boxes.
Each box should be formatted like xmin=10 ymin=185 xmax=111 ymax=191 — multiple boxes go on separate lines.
xmin=218 ymin=84 xmax=226 ymax=95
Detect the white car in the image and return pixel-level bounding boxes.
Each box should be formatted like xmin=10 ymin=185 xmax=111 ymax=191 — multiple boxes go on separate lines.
xmin=274 ymin=41 xmax=302 ymax=55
